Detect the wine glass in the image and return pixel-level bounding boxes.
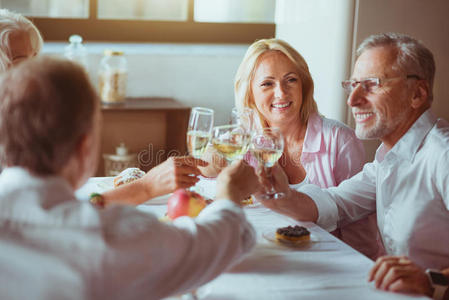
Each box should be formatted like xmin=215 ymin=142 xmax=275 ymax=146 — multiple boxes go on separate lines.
xmin=186 ymin=107 xmax=214 ymax=193
xmin=231 ymin=107 xmax=256 ymax=133
xmin=250 ymin=128 xmax=285 ymax=200
xmin=211 ymin=124 xmax=251 ymax=164
xmin=187 ymin=107 xmax=214 ymax=159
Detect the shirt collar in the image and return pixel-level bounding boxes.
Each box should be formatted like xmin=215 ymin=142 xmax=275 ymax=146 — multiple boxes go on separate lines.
xmin=303 ymin=112 xmax=322 ymax=153
xmin=376 ymin=109 xmax=437 ymax=163
xmin=0 ymin=167 xmax=75 ymax=207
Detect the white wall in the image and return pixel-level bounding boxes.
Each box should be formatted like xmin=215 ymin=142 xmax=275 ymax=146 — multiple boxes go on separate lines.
xmin=275 ymin=0 xmax=356 ymax=123
xmin=43 ymin=43 xmax=249 ymax=126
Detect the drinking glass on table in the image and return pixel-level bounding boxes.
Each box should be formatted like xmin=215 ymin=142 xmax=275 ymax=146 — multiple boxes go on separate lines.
xmin=211 ymin=124 xmax=251 ymax=164
xmin=186 ymin=107 xmax=214 ymax=192
xmin=250 ymin=127 xmax=285 ymax=200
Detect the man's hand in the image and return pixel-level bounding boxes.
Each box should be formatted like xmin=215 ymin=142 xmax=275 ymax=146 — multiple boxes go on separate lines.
xmin=253 ymin=163 xmax=318 ymax=222
xmin=216 ymin=160 xmax=260 ymax=205
xmin=368 ymin=256 xmax=433 ymax=296
xmin=254 ymin=163 xmax=291 ymax=212
xmin=258 ymin=163 xmax=290 ymax=193
xmin=143 ymin=156 xmax=208 ymax=198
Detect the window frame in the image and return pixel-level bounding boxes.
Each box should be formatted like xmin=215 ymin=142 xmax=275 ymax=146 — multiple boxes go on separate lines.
xmin=30 ymin=0 xmax=275 ymax=43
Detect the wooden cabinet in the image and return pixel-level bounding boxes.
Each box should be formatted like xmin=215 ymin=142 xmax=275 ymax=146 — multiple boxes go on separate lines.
xmin=98 ymin=97 xmax=190 ymax=176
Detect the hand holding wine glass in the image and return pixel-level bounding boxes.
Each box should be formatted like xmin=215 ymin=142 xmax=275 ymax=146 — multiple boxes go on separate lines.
xmin=250 ymin=127 xmax=285 ymax=200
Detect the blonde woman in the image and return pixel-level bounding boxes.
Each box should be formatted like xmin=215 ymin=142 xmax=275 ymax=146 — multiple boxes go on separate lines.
xmin=236 ymin=38 xmax=382 ymax=259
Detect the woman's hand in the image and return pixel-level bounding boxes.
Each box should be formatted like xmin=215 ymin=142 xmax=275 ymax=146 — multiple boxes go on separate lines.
xmin=142 ymin=156 xmax=208 ymax=198
xmin=368 ymin=256 xmax=433 ymax=296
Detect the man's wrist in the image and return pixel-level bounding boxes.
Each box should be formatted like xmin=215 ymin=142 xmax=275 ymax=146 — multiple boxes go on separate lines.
xmin=426 ymin=269 xmax=449 ymax=300
xmin=443 ymin=269 xmax=449 ymax=300
xmin=89 ymin=193 xmax=105 ymax=208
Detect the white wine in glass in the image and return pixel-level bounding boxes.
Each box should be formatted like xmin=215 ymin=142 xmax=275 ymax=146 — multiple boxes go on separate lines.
xmin=187 ymin=107 xmax=214 ymax=159
xmin=250 ymin=148 xmax=283 ymax=168
xmin=250 ymin=128 xmax=285 ymax=200
xmin=187 ymin=131 xmax=210 ymax=159
xmin=212 ymin=124 xmax=250 ymax=163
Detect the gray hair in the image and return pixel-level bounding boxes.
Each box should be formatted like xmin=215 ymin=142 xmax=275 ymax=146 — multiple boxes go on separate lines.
xmin=0 ymin=9 xmax=43 ymax=72
xmin=357 ymin=32 xmax=435 ymax=101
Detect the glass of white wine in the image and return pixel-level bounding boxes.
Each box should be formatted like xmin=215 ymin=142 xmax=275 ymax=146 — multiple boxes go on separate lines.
xmin=250 ymin=128 xmax=285 ymax=200
xmin=186 ymin=107 xmax=214 ymax=195
xmin=187 ymin=107 xmax=214 ymax=159
xmin=231 ymin=107 xmax=256 ymax=133
xmin=211 ymin=124 xmax=251 ymax=164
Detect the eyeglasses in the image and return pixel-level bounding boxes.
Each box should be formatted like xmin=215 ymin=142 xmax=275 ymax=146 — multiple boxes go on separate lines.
xmin=341 ymin=75 xmax=421 ymax=95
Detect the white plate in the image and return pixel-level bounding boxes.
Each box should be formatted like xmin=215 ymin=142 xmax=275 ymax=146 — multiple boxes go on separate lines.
xmin=96 ymin=177 xmax=114 ymax=192
xmin=162 ymin=284 xmax=211 ymax=299
xmin=142 ymin=193 xmax=172 ymax=205
xmin=262 ymin=230 xmax=317 ymax=248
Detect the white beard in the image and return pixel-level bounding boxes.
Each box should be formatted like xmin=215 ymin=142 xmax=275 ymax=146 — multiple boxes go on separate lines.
xmin=354 ymin=107 xmax=409 ymax=140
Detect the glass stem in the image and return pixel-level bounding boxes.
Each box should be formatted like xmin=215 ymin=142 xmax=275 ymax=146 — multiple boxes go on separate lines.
xmin=264 ymin=166 xmax=276 ymax=195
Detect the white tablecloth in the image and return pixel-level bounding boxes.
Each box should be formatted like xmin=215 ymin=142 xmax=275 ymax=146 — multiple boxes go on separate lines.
xmin=77 ymin=178 xmax=427 ymax=300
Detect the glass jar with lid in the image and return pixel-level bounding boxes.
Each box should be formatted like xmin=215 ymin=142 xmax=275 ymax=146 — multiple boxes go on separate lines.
xmin=64 ymin=34 xmax=88 ymax=70
xmin=98 ymin=50 xmax=127 ymax=104
xmin=103 ymin=143 xmax=138 ymax=176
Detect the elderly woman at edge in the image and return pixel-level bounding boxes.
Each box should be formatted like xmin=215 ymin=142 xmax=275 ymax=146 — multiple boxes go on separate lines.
xmin=0 ymin=9 xmax=42 ymax=71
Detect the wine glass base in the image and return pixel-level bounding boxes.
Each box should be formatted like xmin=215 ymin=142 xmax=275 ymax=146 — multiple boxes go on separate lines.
xmin=188 ymin=185 xmax=204 ymax=194
xmin=260 ymin=192 xmax=285 ymax=200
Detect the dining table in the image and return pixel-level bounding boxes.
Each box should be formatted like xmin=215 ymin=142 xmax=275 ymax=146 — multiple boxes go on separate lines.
xmin=76 ymin=177 xmax=427 ymax=300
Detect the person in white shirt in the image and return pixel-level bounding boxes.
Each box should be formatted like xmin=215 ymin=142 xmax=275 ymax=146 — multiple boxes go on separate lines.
xmin=0 ymin=56 xmax=260 ymax=300
xmin=256 ymin=32 xmax=449 ymax=299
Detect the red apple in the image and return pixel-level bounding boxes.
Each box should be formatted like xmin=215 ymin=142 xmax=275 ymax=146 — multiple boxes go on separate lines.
xmin=167 ymin=189 xmax=207 ymax=220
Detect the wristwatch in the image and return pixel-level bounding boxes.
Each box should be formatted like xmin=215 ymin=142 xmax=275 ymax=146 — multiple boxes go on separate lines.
xmin=426 ymin=269 xmax=449 ymax=300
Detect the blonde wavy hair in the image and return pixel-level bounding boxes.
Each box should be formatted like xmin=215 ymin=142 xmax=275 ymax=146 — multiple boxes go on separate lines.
xmin=0 ymin=9 xmax=43 ymax=72
xmin=234 ymin=38 xmax=318 ymax=127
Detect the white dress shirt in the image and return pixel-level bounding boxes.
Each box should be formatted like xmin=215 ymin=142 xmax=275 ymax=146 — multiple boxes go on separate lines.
xmin=0 ymin=167 xmax=255 ymax=300
xmin=300 ymin=110 xmax=449 ymax=269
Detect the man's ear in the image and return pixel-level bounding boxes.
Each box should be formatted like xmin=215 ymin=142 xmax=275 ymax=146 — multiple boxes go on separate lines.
xmin=78 ymin=133 xmax=91 ymax=159
xmin=71 ymin=133 xmax=91 ymax=188
xmin=411 ymin=81 xmax=430 ymax=109
xmin=59 ymin=133 xmax=90 ymax=189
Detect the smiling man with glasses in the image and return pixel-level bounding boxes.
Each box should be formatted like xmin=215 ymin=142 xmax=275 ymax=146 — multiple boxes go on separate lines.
xmin=256 ymin=32 xmax=449 ymax=299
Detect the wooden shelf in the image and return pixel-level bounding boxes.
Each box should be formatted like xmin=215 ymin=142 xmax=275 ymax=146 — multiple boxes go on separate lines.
xmin=101 ymin=97 xmax=189 ymax=111
xmin=97 ymin=97 xmax=191 ymax=176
